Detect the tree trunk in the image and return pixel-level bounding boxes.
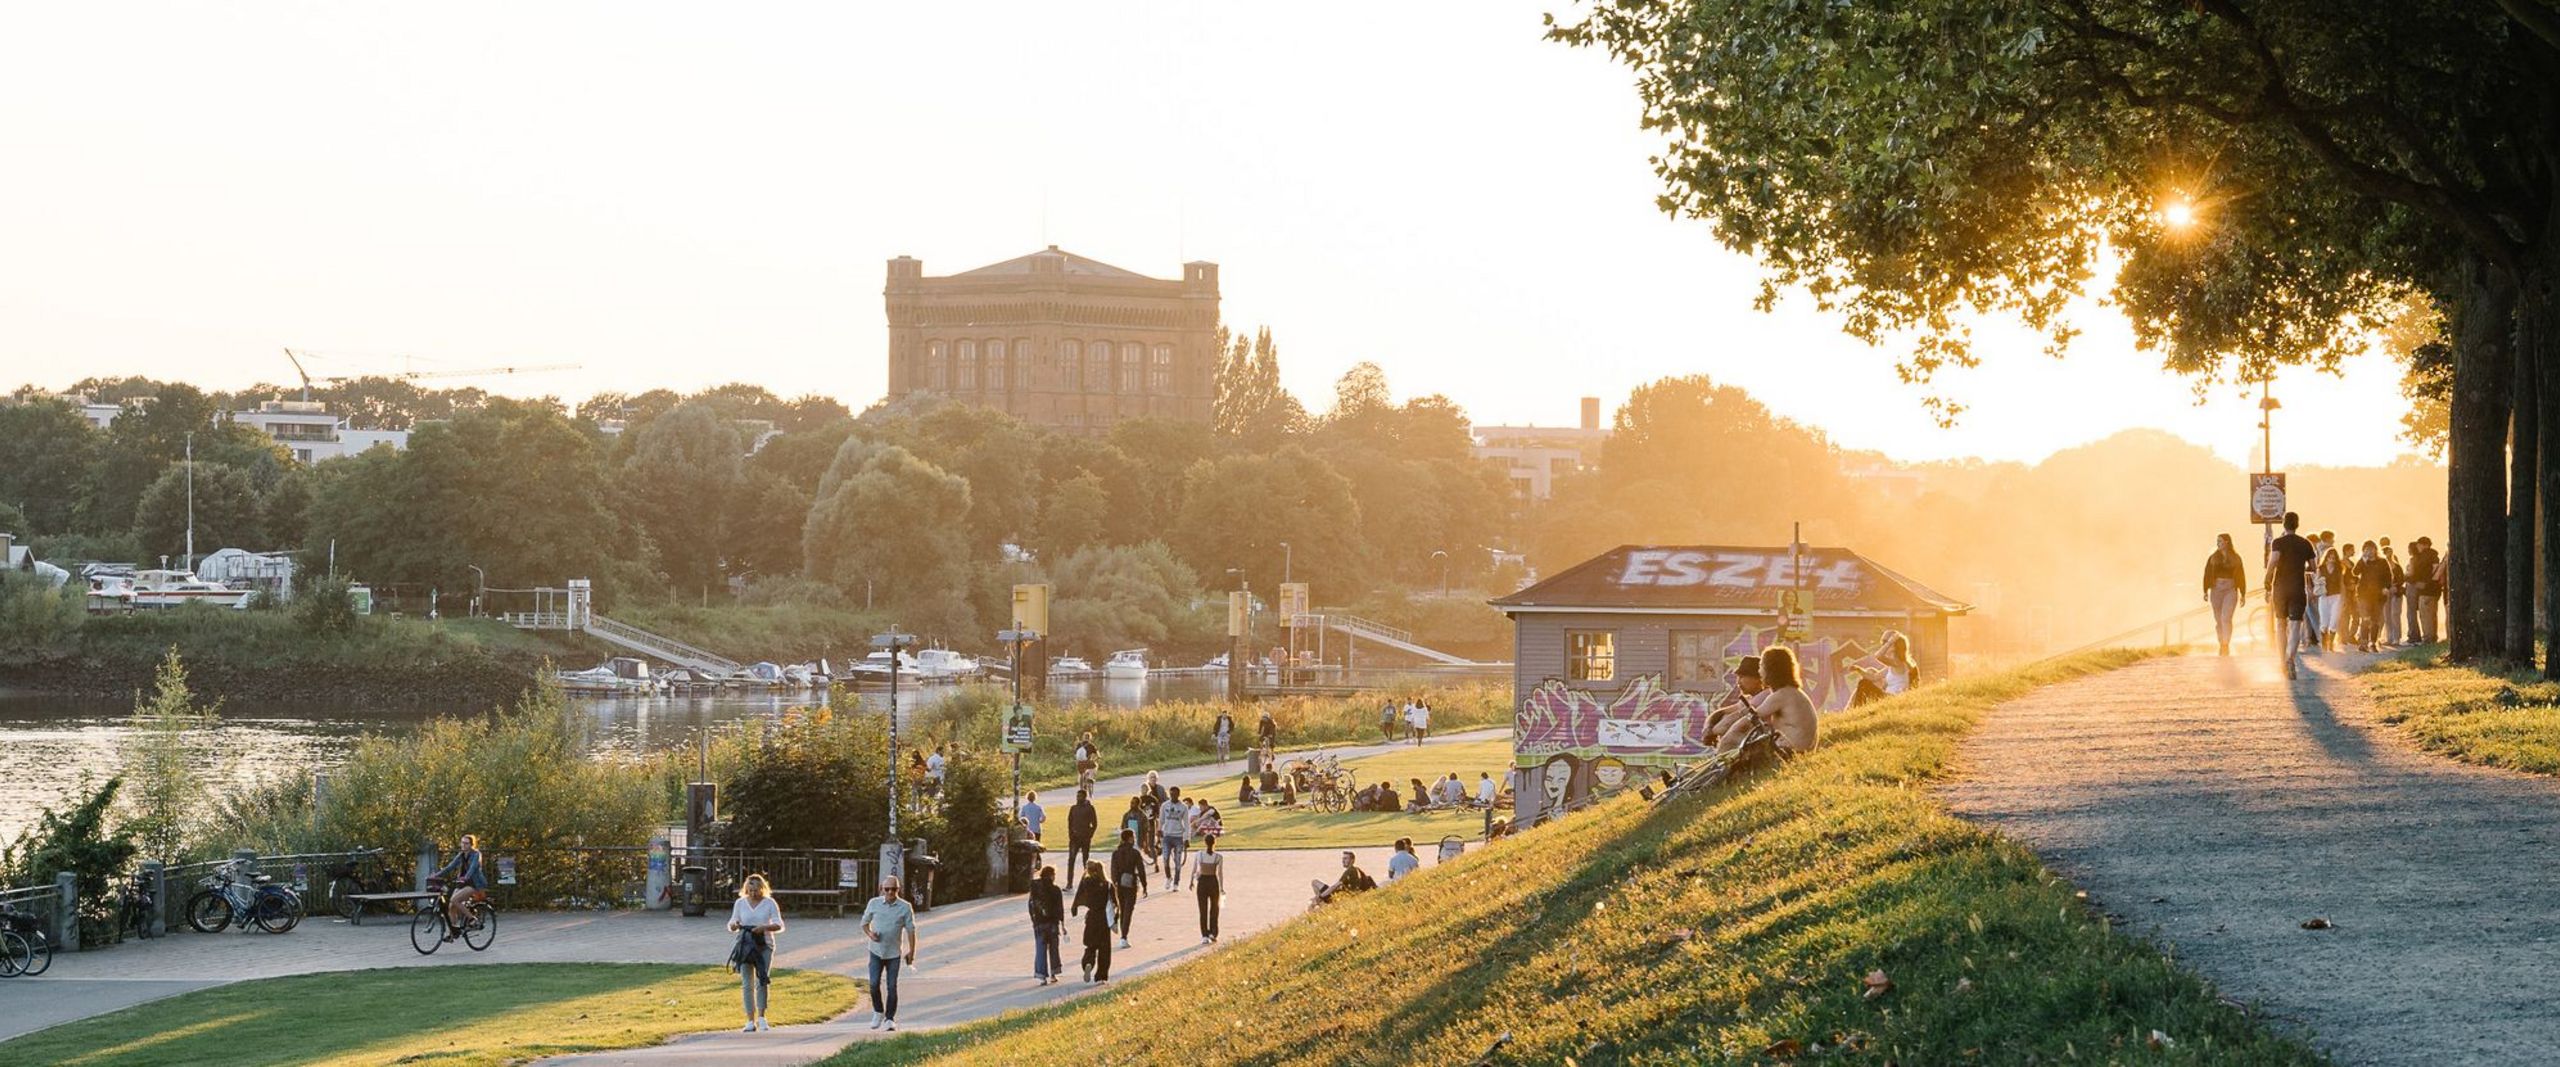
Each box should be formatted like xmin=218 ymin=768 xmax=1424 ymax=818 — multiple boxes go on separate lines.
xmin=2535 ymin=259 xmax=2560 ymax=678
xmin=2449 ymin=261 xmax=2520 ymax=663
xmin=2509 ymin=311 xmax=2541 ymax=663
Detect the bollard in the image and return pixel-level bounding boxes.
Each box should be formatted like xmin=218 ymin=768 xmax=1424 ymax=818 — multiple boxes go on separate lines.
xmin=416 ymin=839 xmax=439 ymax=893
xmin=54 ymin=871 xmax=78 ymax=952
xmin=143 ymin=860 xmax=166 ymax=938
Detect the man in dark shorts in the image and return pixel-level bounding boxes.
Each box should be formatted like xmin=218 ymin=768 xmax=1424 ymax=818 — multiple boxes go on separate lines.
xmin=2267 ymin=512 xmax=2318 ymax=680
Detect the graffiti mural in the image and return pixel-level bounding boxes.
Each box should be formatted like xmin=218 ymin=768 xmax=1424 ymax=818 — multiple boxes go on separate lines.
xmin=1514 ymin=625 xmax=1893 ymax=767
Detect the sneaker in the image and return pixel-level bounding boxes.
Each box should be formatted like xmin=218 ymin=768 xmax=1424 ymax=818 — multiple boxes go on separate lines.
xmin=1117 ymin=937 xmax=1129 ymax=949
xmin=1201 ymin=935 xmax=1212 ymax=944
xmin=868 ymin=1012 xmax=884 ymax=1030
xmin=742 ymin=1023 xmax=757 ymax=1033
xmin=756 ymin=1019 xmax=770 ymax=1031
xmin=885 ymin=1019 xmax=897 ymax=1032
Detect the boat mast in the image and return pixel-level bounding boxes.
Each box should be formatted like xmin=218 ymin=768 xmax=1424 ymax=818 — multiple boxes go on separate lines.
xmin=184 ymin=431 xmax=195 ymax=571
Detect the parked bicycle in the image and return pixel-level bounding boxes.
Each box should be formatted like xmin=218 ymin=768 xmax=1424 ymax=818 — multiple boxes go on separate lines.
xmin=324 ymin=847 xmax=400 ymax=921
xmin=185 ymin=860 xmax=304 ymax=934
xmin=118 ymin=870 xmax=158 ymax=941
xmin=410 ymin=877 xmax=495 ymax=955
xmin=0 ymin=904 xmax=53 ymax=977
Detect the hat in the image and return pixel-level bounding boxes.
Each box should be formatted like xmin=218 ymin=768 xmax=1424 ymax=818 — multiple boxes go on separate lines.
xmin=1736 ymin=655 xmax=1762 ymax=678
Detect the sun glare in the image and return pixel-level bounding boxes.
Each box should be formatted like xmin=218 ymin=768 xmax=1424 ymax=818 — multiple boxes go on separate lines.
xmin=2159 ymin=196 xmax=2199 ymax=232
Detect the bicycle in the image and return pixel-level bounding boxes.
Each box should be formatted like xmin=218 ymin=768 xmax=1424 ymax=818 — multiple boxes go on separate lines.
xmin=324 ymin=848 xmax=398 ymax=922
xmin=0 ymin=904 xmax=53 ymax=977
xmin=410 ymin=877 xmax=496 ymax=955
xmin=186 ymin=861 xmax=304 ymax=934
xmin=118 ymin=870 xmax=157 ymax=941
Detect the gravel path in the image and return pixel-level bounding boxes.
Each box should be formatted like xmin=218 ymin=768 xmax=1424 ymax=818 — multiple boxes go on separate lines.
xmin=1942 ymin=651 xmax=2560 ymax=1066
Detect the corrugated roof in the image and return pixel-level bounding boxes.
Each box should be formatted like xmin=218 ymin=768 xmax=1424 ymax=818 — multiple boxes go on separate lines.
xmin=953 ymin=247 xmax=1152 ymax=280
xmin=1491 ymin=544 xmax=1971 ymax=615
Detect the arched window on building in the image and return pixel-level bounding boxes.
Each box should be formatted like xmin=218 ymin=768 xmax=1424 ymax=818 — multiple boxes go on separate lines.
xmin=1088 ymin=340 xmax=1111 ymax=394
xmin=1120 ymin=342 xmax=1143 ymax=393
xmin=987 ymin=339 xmax=1008 ymax=392
xmin=1062 ymin=341 xmax=1082 ymax=391
xmin=928 ymin=341 xmax=947 ymax=390
xmin=958 ymin=339 xmax=978 ymax=390
xmin=1150 ymin=344 xmax=1173 ymax=393
xmin=1017 ymin=338 xmax=1035 ymax=388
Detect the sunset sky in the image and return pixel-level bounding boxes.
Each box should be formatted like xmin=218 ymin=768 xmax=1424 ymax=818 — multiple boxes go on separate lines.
xmin=0 ymin=1 xmax=2421 ymax=468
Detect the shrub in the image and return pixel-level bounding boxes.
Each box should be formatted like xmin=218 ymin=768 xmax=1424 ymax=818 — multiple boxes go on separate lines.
xmin=296 ymin=572 xmax=360 ymax=634
xmin=1 ymin=778 xmax=139 ymax=947
xmin=116 ymin=648 xmax=220 ymax=862
xmin=0 ymin=568 xmax=85 ymax=661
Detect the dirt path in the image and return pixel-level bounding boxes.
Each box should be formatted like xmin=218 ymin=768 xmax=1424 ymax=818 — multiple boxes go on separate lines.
xmin=1942 ymin=651 xmax=2560 ymax=1066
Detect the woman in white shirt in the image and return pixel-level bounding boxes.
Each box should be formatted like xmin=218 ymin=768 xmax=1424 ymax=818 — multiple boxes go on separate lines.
xmin=729 ymin=873 xmax=787 ymax=1032
xmin=1879 ymin=631 xmax=1918 ymax=695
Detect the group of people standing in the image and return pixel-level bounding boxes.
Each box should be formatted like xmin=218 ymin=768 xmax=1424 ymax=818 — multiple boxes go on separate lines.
xmin=2236 ymin=512 xmax=2445 ymax=677
xmin=1028 ymin=769 xmax=1234 ymax=986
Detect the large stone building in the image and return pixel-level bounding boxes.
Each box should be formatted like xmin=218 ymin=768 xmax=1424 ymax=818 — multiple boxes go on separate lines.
xmin=883 ymin=247 xmax=1220 ymax=433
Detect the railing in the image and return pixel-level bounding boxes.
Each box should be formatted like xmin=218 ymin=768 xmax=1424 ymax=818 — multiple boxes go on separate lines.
xmin=502 ymin=610 xmax=576 ymax=630
xmin=1293 ymin=612 xmax=1415 ymax=645
xmin=583 ymin=613 xmax=745 ymax=675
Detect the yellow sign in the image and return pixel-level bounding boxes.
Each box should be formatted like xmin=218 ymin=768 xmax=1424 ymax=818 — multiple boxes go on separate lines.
xmin=1011 ymin=584 xmax=1051 ymax=634
xmin=1227 ymin=591 xmax=1249 ymax=637
xmin=1279 ymin=582 xmax=1310 ymax=621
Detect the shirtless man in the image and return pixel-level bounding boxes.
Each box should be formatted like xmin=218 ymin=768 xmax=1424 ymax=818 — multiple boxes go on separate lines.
xmin=1716 ymin=646 xmax=1817 ymax=754
xmin=1702 ymin=654 xmax=1768 ymax=741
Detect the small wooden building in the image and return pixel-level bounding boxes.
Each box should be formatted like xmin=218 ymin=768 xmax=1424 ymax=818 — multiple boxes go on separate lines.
xmin=1490 ymin=544 xmax=1970 ymax=823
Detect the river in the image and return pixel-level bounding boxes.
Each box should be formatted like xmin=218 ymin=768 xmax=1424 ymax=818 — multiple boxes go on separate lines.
xmin=0 ymin=674 xmax=1232 ymax=844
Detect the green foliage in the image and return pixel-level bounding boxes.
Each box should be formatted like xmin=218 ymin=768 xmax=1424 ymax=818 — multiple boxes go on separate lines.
xmin=1 ymin=778 xmax=138 ymax=947
xmin=1045 ymin=541 xmax=1212 ymax=658
xmin=2365 ymin=648 xmax=2560 ymax=774
xmin=0 ymin=568 xmax=86 ymax=657
xmin=30 ymin=530 xmax=142 ymax=566
xmin=617 ymin=399 xmax=747 ymax=592
xmin=133 ymin=461 xmax=265 ymax=559
xmin=294 ymin=572 xmax=361 ymax=634
xmin=116 ymin=649 xmax=220 ymax=862
xmin=1211 ymin=325 xmax=1307 ymax=447
xmin=803 ymin=442 xmax=974 ymax=636
xmin=1173 ymin=445 xmax=1363 ymax=592
xmin=0 ymin=396 xmax=101 ymax=535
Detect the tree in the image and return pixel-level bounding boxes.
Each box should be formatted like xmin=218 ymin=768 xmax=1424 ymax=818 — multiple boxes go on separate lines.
xmin=117 ymin=649 xmax=218 ymax=862
xmin=1038 ymin=473 xmax=1111 ymax=560
xmin=1048 ymin=541 xmax=1205 ymax=654
xmin=0 ymin=778 xmax=137 ymax=946
xmin=803 ymin=442 xmax=976 ymax=638
xmin=132 ymin=462 xmax=264 ymax=560
xmin=1171 ymin=446 xmax=1364 ymax=594
xmin=1212 ymin=326 xmax=1307 ymax=447
xmin=1552 ymin=1 xmax=2560 ymax=666
xmin=617 ymin=400 xmax=746 ymax=593
xmin=0 ymin=398 xmax=100 ymax=535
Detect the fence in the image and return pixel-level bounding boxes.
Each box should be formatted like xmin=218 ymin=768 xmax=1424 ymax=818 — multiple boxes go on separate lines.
xmin=0 ymin=879 xmax=67 ymax=950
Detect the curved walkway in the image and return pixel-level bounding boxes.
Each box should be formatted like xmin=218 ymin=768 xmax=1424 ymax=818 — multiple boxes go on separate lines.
xmin=1941 ymin=651 xmax=2560 ymax=1066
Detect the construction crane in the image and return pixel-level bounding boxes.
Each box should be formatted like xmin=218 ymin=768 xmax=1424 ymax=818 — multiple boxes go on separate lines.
xmin=282 ymin=348 xmax=317 ymax=401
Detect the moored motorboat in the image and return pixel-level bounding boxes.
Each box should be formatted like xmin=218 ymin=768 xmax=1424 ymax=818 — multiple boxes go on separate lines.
xmin=1104 ymin=649 xmax=1148 ymax=680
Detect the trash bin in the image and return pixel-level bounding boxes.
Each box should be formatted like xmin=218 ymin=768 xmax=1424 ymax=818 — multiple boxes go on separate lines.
xmin=904 ymin=839 xmax=940 ymax=912
xmin=677 ymin=866 xmax=709 ymax=917
xmin=1007 ymin=840 xmax=1042 ymax=894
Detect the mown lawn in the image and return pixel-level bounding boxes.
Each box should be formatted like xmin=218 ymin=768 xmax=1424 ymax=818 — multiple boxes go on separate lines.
xmin=2364 ymin=644 xmax=2560 ymax=774
xmin=1204 ymin=739 xmax=1510 ymax=852
xmin=823 ymin=649 xmax=2325 ymax=1066
xmin=0 ymin=963 xmax=861 ymax=1067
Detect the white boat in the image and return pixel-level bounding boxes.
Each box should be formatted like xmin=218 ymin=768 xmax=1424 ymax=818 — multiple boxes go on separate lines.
xmin=845 ymin=649 xmax=924 ymax=684
xmin=1104 ymin=649 xmax=1148 ymax=680
xmin=557 ymin=656 xmax=656 ymax=695
xmin=914 ymin=648 xmax=981 ymax=681
xmin=1048 ymin=655 xmax=1094 ymax=677
xmin=125 ymin=569 xmax=254 ymax=610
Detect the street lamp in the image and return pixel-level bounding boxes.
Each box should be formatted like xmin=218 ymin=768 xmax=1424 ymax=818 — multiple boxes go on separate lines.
xmin=2260 ymin=376 xmax=2282 ymax=647
xmin=871 ymin=628 xmax=915 ymax=885
xmin=468 ymin=565 xmax=485 ymax=618
xmin=1279 ymin=542 xmax=1292 ymax=587
xmin=1431 ymin=549 xmax=1450 ymax=597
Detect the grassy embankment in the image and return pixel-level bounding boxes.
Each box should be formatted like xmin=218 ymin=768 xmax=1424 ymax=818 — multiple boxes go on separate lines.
xmin=2363 ymin=644 xmax=2560 ymax=774
xmin=825 ymin=648 xmax=2323 ymax=1066
xmin=0 ymin=964 xmax=861 ymax=1067
xmin=907 ymin=683 xmax=1512 ymax=793
xmin=1208 ymin=738 xmax=1510 ymax=851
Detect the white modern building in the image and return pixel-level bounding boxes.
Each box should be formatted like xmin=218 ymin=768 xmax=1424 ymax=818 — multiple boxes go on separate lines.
xmin=1471 ymin=396 xmax=1610 ymax=503
xmin=230 ymin=400 xmax=410 ymax=464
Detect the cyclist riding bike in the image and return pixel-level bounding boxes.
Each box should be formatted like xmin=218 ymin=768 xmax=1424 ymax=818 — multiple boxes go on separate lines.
xmin=432 ymin=834 xmax=489 ymax=941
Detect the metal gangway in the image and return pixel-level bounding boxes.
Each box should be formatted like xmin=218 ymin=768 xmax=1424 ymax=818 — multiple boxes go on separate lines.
xmin=1289 ymin=611 xmax=1484 ymax=666
xmin=499 ymin=579 xmax=744 ymax=675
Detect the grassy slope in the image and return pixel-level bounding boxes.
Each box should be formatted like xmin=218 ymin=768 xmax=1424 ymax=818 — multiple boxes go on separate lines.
xmin=2363 ymin=644 xmax=2560 ymax=774
xmin=826 ymin=649 xmax=2323 ymax=1066
xmin=0 ymin=964 xmax=859 ymax=1067
xmin=1206 ymin=739 xmax=1509 ymax=851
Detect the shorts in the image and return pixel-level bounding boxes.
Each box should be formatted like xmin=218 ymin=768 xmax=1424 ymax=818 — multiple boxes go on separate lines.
xmin=2276 ymin=587 xmax=2307 ymax=621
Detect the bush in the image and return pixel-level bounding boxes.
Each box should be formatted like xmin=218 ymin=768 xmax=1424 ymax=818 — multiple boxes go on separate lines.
xmin=1 ymin=778 xmax=139 ymax=947
xmin=0 ymin=568 xmax=85 ymax=661
xmin=296 ymin=572 xmax=361 ymax=634
xmin=720 ymin=706 xmax=904 ymax=852
xmin=116 ymin=648 xmax=220 ymax=862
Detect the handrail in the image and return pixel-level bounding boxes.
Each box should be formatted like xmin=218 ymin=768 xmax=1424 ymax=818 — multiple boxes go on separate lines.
xmin=582 ymin=613 xmax=744 ymax=674
xmin=1291 ymin=613 xmax=1416 ymax=644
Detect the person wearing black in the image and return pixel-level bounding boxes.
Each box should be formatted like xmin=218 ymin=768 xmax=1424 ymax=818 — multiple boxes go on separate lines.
xmin=1194 ymin=835 xmax=1225 ymax=943
xmin=1065 ymin=789 xmax=1097 ymax=890
xmin=2409 ymin=536 xmax=2443 ymax=643
xmin=2354 ymin=541 xmax=2391 ymax=652
xmin=1257 ymin=709 xmax=1278 ymax=751
xmin=1109 ymin=828 xmax=1146 ymax=948
xmin=2268 ymin=512 xmax=2318 ymax=679
xmin=1070 ymin=860 xmax=1114 ymax=982
xmin=1027 ymin=865 xmax=1065 ymax=986
xmin=2202 ymin=533 xmax=2247 ymax=656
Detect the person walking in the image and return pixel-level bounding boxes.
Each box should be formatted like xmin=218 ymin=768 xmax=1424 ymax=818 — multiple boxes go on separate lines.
xmin=1194 ymin=835 xmax=1225 ymax=943
xmin=1109 ymin=829 xmax=1146 ymax=947
xmin=1379 ymin=700 xmax=1399 ymax=743
xmin=1066 ymin=788 xmax=1097 ymax=890
xmin=1071 ymin=860 xmax=1114 ymax=982
xmin=2410 ymin=536 xmax=2444 ymax=642
xmin=727 ymin=873 xmax=786 ymax=1032
xmin=1212 ymin=710 xmax=1235 ymax=764
xmin=2202 ymin=534 xmax=2247 ymax=656
xmin=2317 ymin=532 xmax=2346 ymax=651
xmin=2381 ymin=538 xmax=2407 ymax=646
xmin=1020 ymin=791 xmax=1046 ymax=844
xmin=2355 ymin=541 xmax=2390 ymax=652
xmin=858 ymin=875 xmax=919 ymax=1032
xmin=1159 ymin=787 xmax=1193 ymax=889
xmin=2268 ymin=513 xmax=2318 ymax=679
xmin=1027 ymin=865 xmax=1065 ymax=986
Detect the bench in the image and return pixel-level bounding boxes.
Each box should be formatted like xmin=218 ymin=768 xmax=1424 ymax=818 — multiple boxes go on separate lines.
xmin=767 ymin=887 xmax=849 ymax=917
xmin=343 ymin=891 xmax=439 ymax=926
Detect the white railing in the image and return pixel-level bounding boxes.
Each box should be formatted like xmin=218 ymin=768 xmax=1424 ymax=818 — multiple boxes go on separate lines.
xmin=1291 ymin=613 xmax=1416 ymax=645
xmin=583 ymin=613 xmax=744 ymax=675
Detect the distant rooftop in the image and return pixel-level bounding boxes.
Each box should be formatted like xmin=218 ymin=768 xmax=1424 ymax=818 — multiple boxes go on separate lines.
xmin=954 ymin=246 xmax=1153 ymax=280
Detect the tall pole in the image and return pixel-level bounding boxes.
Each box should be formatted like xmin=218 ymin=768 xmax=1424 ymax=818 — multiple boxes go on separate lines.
xmin=1009 ymin=624 xmax=1025 ymax=823
xmin=183 ymin=431 xmax=195 ymax=570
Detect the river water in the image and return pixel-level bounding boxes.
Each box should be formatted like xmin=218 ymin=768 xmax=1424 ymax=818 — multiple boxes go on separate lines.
xmin=0 ymin=674 xmax=1230 ymax=844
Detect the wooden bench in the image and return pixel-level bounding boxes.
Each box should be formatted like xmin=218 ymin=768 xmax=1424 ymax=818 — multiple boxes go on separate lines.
xmin=343 ymin=890 xmax=438 ymax=926
xmin=766 ymin=887 xmax=848 ymax=917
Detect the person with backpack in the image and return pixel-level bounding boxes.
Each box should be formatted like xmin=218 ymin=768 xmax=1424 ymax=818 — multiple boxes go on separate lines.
xmin=1027 ymin=865 xmax=1065 ymax=986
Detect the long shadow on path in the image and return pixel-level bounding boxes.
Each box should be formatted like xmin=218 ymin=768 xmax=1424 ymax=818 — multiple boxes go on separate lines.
xmin=1942 ymin=652 xmax=2560 ymax=1066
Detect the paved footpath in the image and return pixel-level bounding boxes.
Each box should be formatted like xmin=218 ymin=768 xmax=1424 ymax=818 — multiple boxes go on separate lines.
xmin=1 ymin=727 xmax=1504 ymax=1062
xmin=1942 ymin=651 xmax=2560 ymax=1066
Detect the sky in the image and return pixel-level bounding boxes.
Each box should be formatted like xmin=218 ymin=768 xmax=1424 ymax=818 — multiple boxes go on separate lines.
xmin=0 ymin=1 xmax=2424 ymax=469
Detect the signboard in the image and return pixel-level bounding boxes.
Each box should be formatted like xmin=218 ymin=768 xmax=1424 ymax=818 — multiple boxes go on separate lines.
xmin=1000 ymin=703 xmax=1035 ymax=754
xmin=1612 ymin=548 xmax=1865 ymax=595
xmin=838 ymin=859 xmax=862 ymax=888
xmin=2250 ymin=472 xmax=2287 ymax=525
xmin=1227 ymin=591 xmax=1249 ymax=638
xmin=1778 ymin=589 xmax=1810 ymax=641
xmin=1011 ymin=584 xmax=1051 ymax=634
xmin=1279 ymin=582 xmax=1310 ymax=621
xmin=495 ymin=856 xmax=517 ymax=886
xmin=292 ymin=863 xmax=308 ymax=891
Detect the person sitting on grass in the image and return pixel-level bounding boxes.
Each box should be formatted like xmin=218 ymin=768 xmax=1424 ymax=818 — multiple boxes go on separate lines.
xmin=1238 ymin=774 xmax=1257 ymax=808
xmin=1385 ymin=838 xmax=1420 ymax=882
xmin=1716 ymin=645 xmax=1818 ymax=754
xmin=1474 ymin=772 xmax=1497 ymax=809
xmin=1310 ymin=850 xmax=1378 ymax=905
xmin=1436 ymin=773 xmax=1466 ymax=807
xmin=1406 ymin=777 xmax=1432 ymax=813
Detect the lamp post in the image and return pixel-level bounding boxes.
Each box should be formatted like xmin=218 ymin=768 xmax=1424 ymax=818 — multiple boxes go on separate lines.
xmin=996 ymin=621 xmax=1040 ymax=822
xmin=1431 ymin=549 xmax=1450 ymax=597
xmin=183 ymin=431 xmax=195 ymax=571
xmin=468 ymin=565 xmax=485 ymax=618
xmin=872 ymin=628 xmax=915 ymax=884
xmin=2259 ymin=376 xmax=2282 ymax=646
xmin=1279 ymin=542 xmax=1292 ymax=587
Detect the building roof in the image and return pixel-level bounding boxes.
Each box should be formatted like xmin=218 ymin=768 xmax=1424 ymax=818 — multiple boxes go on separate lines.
xmin=954 ymin=246 xmax=1152 ymax=280
xmin=1490 ymin=544 xmax=1972 ymax=616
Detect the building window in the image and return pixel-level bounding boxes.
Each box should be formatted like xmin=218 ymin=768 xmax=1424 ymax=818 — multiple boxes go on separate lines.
xmin=987 ymin=340 xmax=1007 ymax=392
xmin=1120 ymin=342 xmax=1142 ymax=393
xmin=1669 ymin=631 xmax=1717 ymax=686
xmin=1062 ymin=341 xmax=1081 ymax=391
xmin=1017 ymin=339 xmax=1035 ymax=388
xmin=1150 ymin=344 xmax=1172 ymax=392
xmin=1087 ymin=341 xmax=1110 ymax=393
xmin=928 ymin=341 xmax=948 ymax=390
xmin=958 ymin=339 xmax=978 ymax=389
xmin=1566 ymin=631 xmax=1616 ymax=683
xmin=1062 ymin=412 xmax=1083 ymax=428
